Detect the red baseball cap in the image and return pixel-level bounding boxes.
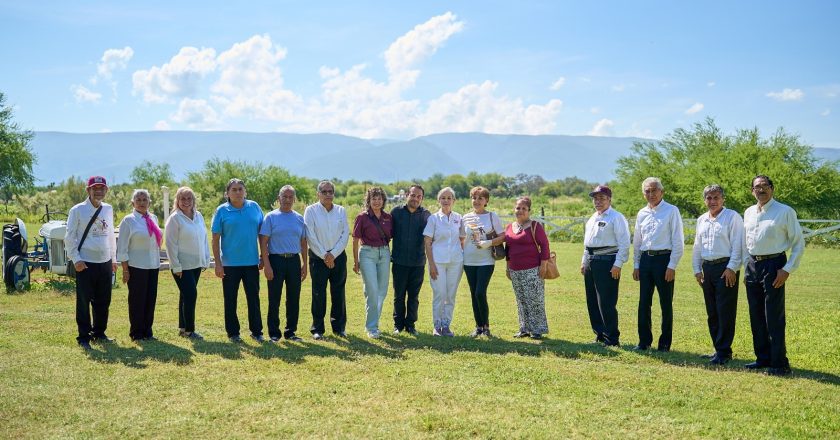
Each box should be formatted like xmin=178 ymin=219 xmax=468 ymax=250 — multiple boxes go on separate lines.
xmin=87 ymin=176 xmax=108 ymax=188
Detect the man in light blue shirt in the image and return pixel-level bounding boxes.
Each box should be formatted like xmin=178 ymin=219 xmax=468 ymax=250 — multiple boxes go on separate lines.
xmin=212 ymin=178 xmax=264 ymax=343
xmin=259 ymin=185 xmax=308 ymax=342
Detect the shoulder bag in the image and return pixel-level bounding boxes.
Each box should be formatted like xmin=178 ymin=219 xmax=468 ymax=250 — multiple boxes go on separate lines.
xmin=529 ymin=221 xmax=559 ymax=280
xmin=485 ymin=211 xmax=506 ymax=261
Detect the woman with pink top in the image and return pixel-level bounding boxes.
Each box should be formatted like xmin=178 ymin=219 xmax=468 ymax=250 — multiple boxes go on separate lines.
xmin=480 ymin=196 xmax=550 ymax=339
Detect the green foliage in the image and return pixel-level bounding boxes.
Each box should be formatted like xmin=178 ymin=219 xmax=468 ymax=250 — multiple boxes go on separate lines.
xmin=185 ymin=158 xmax=315 ymax=210
xmin=130 ymin=160 xmax=176 ymax=187
xmin=611 ymin=118 xmax=840 ymax=218
xmin=0 ymin=91 xmax=36 ymax=209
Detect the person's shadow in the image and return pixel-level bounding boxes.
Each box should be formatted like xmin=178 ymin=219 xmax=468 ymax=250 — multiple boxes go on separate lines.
xmin=85 ymin=339 xmax=193 ymax=368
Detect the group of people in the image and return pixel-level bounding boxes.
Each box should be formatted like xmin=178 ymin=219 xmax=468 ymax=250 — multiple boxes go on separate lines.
xmin=65 ymin=173 xmax=804 ymax=376
xmin=578 ymin=176 xmax=804 ymax=376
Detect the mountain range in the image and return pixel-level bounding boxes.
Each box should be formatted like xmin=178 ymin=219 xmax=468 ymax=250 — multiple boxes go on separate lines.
xmin=28 ymin=131 xmax=840 ymax=185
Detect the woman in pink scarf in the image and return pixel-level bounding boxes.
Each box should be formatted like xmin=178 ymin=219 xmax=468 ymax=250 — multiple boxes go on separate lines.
xmin=116 ymin=189 xmax=163 ymax=342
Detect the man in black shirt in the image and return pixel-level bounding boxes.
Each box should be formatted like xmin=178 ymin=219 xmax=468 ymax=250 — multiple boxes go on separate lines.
xmin=390 ymin=184 xmax=431 ymax=335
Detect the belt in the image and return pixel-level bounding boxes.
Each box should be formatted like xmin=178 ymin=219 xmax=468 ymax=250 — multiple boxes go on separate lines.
xmin=586 ymin=246 xmax=619 ymax=255
xmin=751 ymin=252 xmax=784 ymax=261
xmin=361 ymin=244 xmax=389 ymax=249
xmin=703 ymin=257 xmax=730 ymax=265
xmin=270 ymin=253 xmax=299 ymax=258
xmin=643 ymin=249 xmax=671 ymax=256
xmin=589 ymin=254 xmax=617 ymax=261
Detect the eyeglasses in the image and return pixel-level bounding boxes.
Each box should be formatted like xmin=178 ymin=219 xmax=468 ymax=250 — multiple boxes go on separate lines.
xmin=320 ymin=190 xmax=335 ymax=195
xmin=752 ymin=184 xmax=771 ymax=191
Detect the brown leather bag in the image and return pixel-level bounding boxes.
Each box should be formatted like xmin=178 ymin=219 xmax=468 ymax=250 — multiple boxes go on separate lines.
xmin=529 ymin=221 xmax=559 ymax=280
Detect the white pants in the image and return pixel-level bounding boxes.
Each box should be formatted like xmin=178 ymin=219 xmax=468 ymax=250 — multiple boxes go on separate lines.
xmin=430 ymin=261 xmax=463 ymax=328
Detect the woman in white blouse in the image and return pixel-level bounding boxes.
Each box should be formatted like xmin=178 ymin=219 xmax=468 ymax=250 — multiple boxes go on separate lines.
xmin=164 ymin=186 xmax=211 ymax=340
xmin=423 ymin=187 xmax=466 ymax=337
xmin=117 ymin=189 xmax=163 ymax=342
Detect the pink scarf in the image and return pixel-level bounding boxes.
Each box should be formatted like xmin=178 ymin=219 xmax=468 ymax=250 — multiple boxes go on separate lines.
xmin=142 ymin=213 xmax=162 ymax=247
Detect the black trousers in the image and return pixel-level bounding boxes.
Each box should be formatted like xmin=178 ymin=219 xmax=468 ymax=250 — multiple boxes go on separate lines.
xmin=701 ymin=260 xmax=739 ymax=357
xmin=75 ymin=260 xmax=113 ymax=342
xmin=221 ymin=265 xmax=262 ymax=337
xmin=127 ymin=266 xmax=159 ymax=340
xmin=392 ymin=263 xmax=424 ymax=331
xmin=309 ymin=251 xmax=347 ymax=334
xmin=584 ymin=256 xmax=620 ymax=345
xmin=637 ymin=253 xmax=674 ymax=349
xmin=173 ymin=268 xmax=202 ymax=333
xmin=745 ymin=254 xmax=789 ymax=368
xmin=464 ymin=265 xmax=494 ymax=327
xmin=267 ymin=254 xmax=302 ymax=339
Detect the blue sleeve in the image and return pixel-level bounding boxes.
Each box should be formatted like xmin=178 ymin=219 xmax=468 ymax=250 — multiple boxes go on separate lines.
xmin=211 ymin=207 xmax=223 ymax=234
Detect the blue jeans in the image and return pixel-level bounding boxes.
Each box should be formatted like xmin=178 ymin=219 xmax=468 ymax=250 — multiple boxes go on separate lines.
xmin=359 ymin=245 xmax=391 ymax=333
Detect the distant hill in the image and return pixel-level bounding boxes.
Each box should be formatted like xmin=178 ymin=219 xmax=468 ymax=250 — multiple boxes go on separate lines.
xmin=28 ymin=131 xmax=840 ymax=185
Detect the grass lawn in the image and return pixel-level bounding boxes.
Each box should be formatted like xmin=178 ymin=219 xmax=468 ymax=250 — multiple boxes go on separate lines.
xmin=1 ymin=242 xmax=838 ymax=439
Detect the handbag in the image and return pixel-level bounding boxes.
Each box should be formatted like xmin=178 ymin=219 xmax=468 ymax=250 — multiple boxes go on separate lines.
xmin=529 ymin=221 xmax=559 ymax=280
xmin=485 ymin=211 xmax=506 ymax=261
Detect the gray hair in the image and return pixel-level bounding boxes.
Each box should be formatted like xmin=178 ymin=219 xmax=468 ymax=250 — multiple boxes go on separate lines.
xmin=278 ymin=185 xmax=296 ymax=197
xmin=703 ymin=184 xmax=725 ymax=198
xmin=641 ymin=177 xmax=664 ymax=192
xmin=317 ymin=180 xmax=334 ymax=193
xmin=131 ymin=189 xmax=151 ymax=202
xmin=437 ymin=186 xmax=456 ymax=200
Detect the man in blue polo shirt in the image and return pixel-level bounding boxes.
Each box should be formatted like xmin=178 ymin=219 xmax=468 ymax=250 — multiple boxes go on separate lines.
xmin=259 ymin=185 xmax=308 ymax=343
xmin=212 ymin=178 xmax=265 ymax=343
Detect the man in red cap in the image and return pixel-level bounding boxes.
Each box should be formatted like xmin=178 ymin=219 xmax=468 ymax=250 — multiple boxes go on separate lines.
xmin=580 ymin=185 xmax=631 ymax=346
xmin=64 ymin=176 xmax=118 ymax=350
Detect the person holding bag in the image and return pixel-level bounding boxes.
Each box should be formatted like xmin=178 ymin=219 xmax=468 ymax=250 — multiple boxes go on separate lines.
xmin=352 ymin=187 xmax=393 ymax=339
xmin=462 ymin=186 xmax=505 ymax=338
xmin=479 ymin=196 xmax=550 ymax=339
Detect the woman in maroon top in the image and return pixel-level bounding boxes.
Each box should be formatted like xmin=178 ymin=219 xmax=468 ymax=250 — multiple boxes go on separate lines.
xmin=352 ymin=187 xmax=393 ymax=338
xmin=481 ymin=196 xmax=550 ymax=338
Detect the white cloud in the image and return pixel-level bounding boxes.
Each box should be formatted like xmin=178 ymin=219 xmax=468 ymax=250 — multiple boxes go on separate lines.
xmin=384 ymin=12 xmax=464 ymax=76
xmin=588 ymin=118 xmax=614 ymax=136
xmin=550 ymin=77 xmax=566 ymax=91
xmin=170 ymin=98 xmax=220 ymax=129
xmin=95 ymin=46 xmax=134 ymax=83
xmin=154 ymin=120 xmax=171 ymax=130
xmin=625 ymin=123 xmax=654 ymax=139
xmin=707 ymin=81 xmax=716 ymax=87
xmin=685 ymin=102 xmax=704 ymax=115
xmin=611 ymin=84 xmax=625 ymax=92
xmin=211 ymin=34 xmax=301 ymax=121
xmin=590 ymin=107 xmax=600 ymax=114
xmin=416 ymin=81 xmax=562 ymax=136
xmin=132 ymin=46 xmax=217 ymax=103
xmin=71 ymin=84 xmax=102 ymax=103
xmin=765 ymin=88 xmax=804 ymax=101
xmin=821 ymin=109 xmax=831 ymax=117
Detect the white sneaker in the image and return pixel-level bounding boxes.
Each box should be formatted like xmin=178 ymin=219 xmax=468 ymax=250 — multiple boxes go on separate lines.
xmin=367 ymin=331 xmax=380 ymax=339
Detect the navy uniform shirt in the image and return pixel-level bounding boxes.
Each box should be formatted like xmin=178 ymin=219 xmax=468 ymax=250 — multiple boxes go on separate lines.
xmin=389 ymin=205 xmax=431 ymax=266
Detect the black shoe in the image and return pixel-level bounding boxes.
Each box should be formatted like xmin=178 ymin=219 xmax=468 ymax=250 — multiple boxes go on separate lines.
xmin=393 ymin=328 xmax=402 ymax=335
xmin=469 ymin=328 xmax=483 ymax=338
xmin=513 ymin=331 xmax=530 ymax=338
xmin=270 ymin=336 xmax=281 ymax=343
xmin=594 ymin=335 xmax=606 ymax=344
xmin=336 ymin=331 xmax=348 ymax=338
xmin=483 ymin=328 xmax=494 ymax=338
xmin=744 ymin=361 xmax=770 ymax=370
xmin=700 ymin=353 xmax=716 ymax=359
xmin=632 ymin=344 xmax=650 ymax=351
xmin=187 ymin=332 xmax=204 ymax=340
xmin=250 ymin=334 xmax=265 ymax=343
xmin=229 ymin=335 xmax=243 ymax=343
xmin=529 ymin=333 xmax=543 ymax=340
xmin=78 ymin=340 xmax=92 ymax=350
xmin=406 ymin=328 xmax=418 ymax=336
xmin=710 ymin=354 xmax=731 ymax=365
xmin=91 ymin=335 xmax=115 ymax=343
xmin=603 ymin=341 xmax=620 ymax=347
xmin=287 ymin=335 xmax=303 ymax=342
xmin=766 ymin=366 xmax=792 ymax=376
xmin=656 ymin=346 xmax=670 ymax=352
xmin=144 ymin=336 xmax=157 ymax=341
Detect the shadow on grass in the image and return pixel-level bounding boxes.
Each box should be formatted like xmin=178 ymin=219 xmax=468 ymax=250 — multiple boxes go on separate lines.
xmin=42 ymin=278 xmax=76 ymax=295
xmin=86 ymin=339 xmax=193 ymax=368
xmin=628 ymin=347 xmax=840 ymax=385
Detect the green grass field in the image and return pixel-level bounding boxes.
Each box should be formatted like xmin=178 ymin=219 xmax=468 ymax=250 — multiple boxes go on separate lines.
xmin=1 ymin=242 xmax=838 ymax=439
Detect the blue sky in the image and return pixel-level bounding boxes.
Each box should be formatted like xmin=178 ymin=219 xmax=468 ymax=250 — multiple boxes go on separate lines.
xmin=2 ymin=1 xmax=838 ymax=146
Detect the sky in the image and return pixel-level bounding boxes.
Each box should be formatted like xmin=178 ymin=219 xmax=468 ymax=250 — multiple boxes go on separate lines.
xmin=2 ymin=1 xmax=839 ymax=146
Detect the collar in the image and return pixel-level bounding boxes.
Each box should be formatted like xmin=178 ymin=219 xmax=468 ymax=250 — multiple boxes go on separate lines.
xmin=757 ymin=198 xmax=775 ymax=213
xmin=595 ymin=207 xmax=612 ymax=217
xmin=223 ymin=200 xmax=251 ymax=212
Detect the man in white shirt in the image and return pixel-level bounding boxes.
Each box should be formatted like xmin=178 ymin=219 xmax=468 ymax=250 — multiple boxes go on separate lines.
xmin=691 ymin=184 xmax=743 ymax=365
xmin=580 ymin=185 xmax=630 ymax=347
xmin=632 ymin=177 xmax=684 ymax=352
xmin=64 ymin=176 xmax=118 ymax=350
xmin=743 ymin=175 xmax=805 ymax=376
xmin=303 ymin=180 xmax=350 ymax=340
